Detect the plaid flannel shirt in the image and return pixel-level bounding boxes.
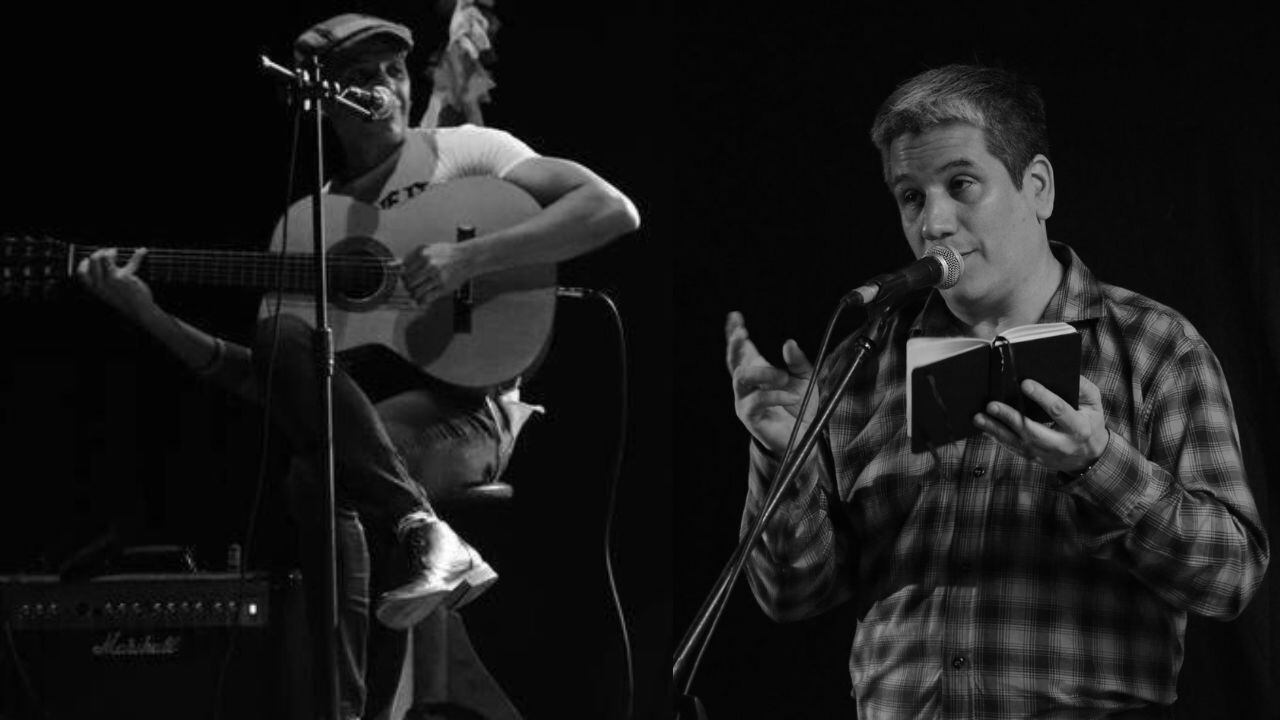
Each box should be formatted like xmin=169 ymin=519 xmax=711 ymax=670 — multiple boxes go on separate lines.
xmin=742 ymin=243 xmax=1269 ymax=719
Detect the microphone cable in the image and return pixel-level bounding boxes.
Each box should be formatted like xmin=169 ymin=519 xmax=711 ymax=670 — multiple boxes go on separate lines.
xmin=557 ymin=285 xmax=635 ymax=720
xmin=212 ymin=104 xmax=303 ymax=720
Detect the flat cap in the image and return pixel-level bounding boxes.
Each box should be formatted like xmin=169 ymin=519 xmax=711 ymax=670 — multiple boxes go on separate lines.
xmin=293 ymin=13 xmax=414 ymax=64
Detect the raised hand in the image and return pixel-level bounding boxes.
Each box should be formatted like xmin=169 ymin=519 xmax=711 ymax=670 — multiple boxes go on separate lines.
xmin=725 ymin=311 xmax=816 ymax=455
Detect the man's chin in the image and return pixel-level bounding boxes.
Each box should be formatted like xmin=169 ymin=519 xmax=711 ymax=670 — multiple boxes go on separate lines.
xmin=940 ymin=279 xmax=983 ymax=308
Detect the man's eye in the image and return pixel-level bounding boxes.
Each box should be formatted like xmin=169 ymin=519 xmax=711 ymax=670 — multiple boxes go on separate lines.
xmin=899 ymin=191 xmax=922 ymax=207
xmin=950 ymin=177 xmax=976 ymax=194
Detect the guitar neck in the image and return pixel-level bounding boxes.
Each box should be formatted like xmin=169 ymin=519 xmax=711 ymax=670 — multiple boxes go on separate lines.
xmin=68 ymin=245 xmax=390 ymax=295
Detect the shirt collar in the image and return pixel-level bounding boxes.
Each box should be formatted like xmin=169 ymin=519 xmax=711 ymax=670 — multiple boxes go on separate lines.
xmin=907 ymin=241 xmax=1107 ymax=338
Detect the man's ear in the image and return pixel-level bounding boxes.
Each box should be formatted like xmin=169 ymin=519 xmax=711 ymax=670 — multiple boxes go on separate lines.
xmin=1023 ymin=154 xmax=1055 ymax=221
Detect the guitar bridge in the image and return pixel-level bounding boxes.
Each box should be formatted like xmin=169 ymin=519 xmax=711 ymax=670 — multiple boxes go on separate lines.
xmin=453 ymin=225 xmax=476 ymax=333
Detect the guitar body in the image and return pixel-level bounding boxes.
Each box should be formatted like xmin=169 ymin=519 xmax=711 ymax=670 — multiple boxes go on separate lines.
xmin=263 ymin=176 xmax=556 ymax=389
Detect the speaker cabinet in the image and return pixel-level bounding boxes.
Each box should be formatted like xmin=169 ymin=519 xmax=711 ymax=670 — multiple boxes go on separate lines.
xmin=0 ymin=572 xmax=304 ymax=720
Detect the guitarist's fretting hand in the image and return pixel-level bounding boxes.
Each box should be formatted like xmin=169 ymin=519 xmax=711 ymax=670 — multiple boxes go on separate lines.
xmin=77 ymin=247 xmax=156 ymax=320
xmin=402 ymin=242 xmax=475 ymax=306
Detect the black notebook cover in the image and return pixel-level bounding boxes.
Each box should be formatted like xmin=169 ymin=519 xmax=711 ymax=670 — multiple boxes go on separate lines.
xmin=908 ymin=326 xmax=1081 ymax=452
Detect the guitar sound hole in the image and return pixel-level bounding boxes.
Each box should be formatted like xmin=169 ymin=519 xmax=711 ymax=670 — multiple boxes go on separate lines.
xmin=330 ymin=248 xmax=388 ymax=303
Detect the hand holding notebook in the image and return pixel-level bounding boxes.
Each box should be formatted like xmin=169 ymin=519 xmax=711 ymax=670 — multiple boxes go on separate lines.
xmin=906 ymin=322 xmax=1081 ymax=452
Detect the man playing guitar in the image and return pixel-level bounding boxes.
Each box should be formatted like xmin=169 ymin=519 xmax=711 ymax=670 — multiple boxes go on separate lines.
xmin=76 ymin=12 xmax=639 ymax=718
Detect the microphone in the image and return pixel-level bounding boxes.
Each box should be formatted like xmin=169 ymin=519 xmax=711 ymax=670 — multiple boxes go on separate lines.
xmin=844 ymin=244 xmax=964 ymax=307
xmin=338 ymin=85 xmax=395 ymax=120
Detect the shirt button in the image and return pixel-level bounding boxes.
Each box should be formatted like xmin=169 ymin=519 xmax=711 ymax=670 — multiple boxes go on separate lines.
xmin=971 ymin=466 xmax=986 ymax=478
xmin=951 ymin=655 xmax=967 ymax=669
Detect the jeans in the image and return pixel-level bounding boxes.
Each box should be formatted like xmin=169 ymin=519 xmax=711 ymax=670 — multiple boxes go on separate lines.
xmin=259 ymin=315 xmax=518 ymax=718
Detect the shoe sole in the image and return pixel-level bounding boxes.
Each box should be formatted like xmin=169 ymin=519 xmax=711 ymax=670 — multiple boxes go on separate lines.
xmin=448 ymin=562 xmax=499 ymax=610
xmin=375 ymin=562 xmax=499 ymax=629
xmin=375 ymin=588 xmax=451 ymax=630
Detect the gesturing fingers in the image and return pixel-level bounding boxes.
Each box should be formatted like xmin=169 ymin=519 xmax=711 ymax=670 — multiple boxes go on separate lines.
xmin=780 ymin=338 xmax=814 ymax=380
xmin=741 ymin=389 xmax=802 ymax=417
xmin=724 ymin=311 xmax=761 ymax=375
xmin=732 ymin=363 xmax=793 ymax=399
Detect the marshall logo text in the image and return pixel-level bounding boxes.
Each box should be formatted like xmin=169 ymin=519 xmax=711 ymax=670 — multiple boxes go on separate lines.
xmin=92 ymin=631 xmax=182 ymax=658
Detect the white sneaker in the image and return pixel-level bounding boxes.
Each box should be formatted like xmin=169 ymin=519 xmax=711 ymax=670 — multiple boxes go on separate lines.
xmin=375 ymin=514 xmax=498 ymax=630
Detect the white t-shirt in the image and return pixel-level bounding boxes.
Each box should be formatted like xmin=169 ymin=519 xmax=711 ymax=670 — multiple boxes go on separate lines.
xmin=328 ymin=125 xmax=546 ymax=423
xmin=331 ymin=124 xmax=539 ymax=209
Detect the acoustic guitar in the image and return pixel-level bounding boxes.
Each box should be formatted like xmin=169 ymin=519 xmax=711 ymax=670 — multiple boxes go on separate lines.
xmin=1 ymin=175 xmax=557 ymax=389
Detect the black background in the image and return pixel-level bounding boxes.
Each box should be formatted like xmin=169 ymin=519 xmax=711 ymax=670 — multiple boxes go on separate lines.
xmin=671 ymin=7 xmax=1278 ymax=720
xmin=0 ymin=2 xmax=668 ymax=718
xmin=2 ymin=3 xmax=1279 ymax=720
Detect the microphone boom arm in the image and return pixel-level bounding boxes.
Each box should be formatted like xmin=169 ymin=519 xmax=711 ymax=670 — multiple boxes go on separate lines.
xmin=259 ymin=54 xmax=377 ymax=119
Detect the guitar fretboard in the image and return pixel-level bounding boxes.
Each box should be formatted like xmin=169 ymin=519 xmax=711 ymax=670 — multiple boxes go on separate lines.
xmin=70 ymin=246 xmax=395 ymax=295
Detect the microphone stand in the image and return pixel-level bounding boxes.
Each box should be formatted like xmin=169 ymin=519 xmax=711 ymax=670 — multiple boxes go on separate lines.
xmin=673 ymin=299 xmax=898 ymax=718
xmin=260 ymin=54 xmax=376 ymax=720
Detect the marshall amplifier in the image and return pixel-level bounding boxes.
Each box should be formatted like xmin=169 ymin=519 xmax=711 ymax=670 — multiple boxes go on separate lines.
xmin=0 ymin=571 xmax=306 ymax=720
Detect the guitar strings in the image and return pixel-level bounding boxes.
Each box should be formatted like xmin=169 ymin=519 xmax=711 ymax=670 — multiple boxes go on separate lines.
xmin=68 ymin=246 xmax=405 ymax=285
xmin=70 ymin=246 xmax=401 ymax=267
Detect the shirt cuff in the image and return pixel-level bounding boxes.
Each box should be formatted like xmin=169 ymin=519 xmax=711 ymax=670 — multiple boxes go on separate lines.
xmin=746 ymin=439 xmax=781 ymax=508
xmin=1060 ymin=428 xmax=1172 ymax=526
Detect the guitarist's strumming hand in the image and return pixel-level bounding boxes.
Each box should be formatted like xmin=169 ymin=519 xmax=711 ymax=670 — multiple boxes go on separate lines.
xmin=726 ymin=311 xmax=817 ymax=457
xmin=77 ymin=247 xmax=157 ymax=321
xmin=402 ymin=241 xmax=477 ymax=306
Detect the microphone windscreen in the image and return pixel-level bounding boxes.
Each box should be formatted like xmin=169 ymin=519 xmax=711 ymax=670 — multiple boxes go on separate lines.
xmin=925 ymin=245 xmax=964 ymax=289
xmin=371 ymin=86 xmax=396 ymax=119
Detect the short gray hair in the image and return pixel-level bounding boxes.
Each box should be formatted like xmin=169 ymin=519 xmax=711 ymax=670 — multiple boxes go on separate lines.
xmin=869 ymin=64 xmax=1049 ymax=190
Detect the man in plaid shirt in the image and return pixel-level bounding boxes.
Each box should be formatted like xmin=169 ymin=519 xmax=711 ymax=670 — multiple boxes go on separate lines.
xmin=725 ymin=65 xmax=1269 ymax=718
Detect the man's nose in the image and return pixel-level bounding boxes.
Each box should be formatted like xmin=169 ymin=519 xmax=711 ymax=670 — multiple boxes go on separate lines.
xmin=920 ymin=194 xmax=957 ymax=242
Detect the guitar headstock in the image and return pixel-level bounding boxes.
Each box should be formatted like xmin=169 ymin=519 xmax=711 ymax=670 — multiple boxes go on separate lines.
xmin=1 ymin=235 xmax=70 ymax=299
